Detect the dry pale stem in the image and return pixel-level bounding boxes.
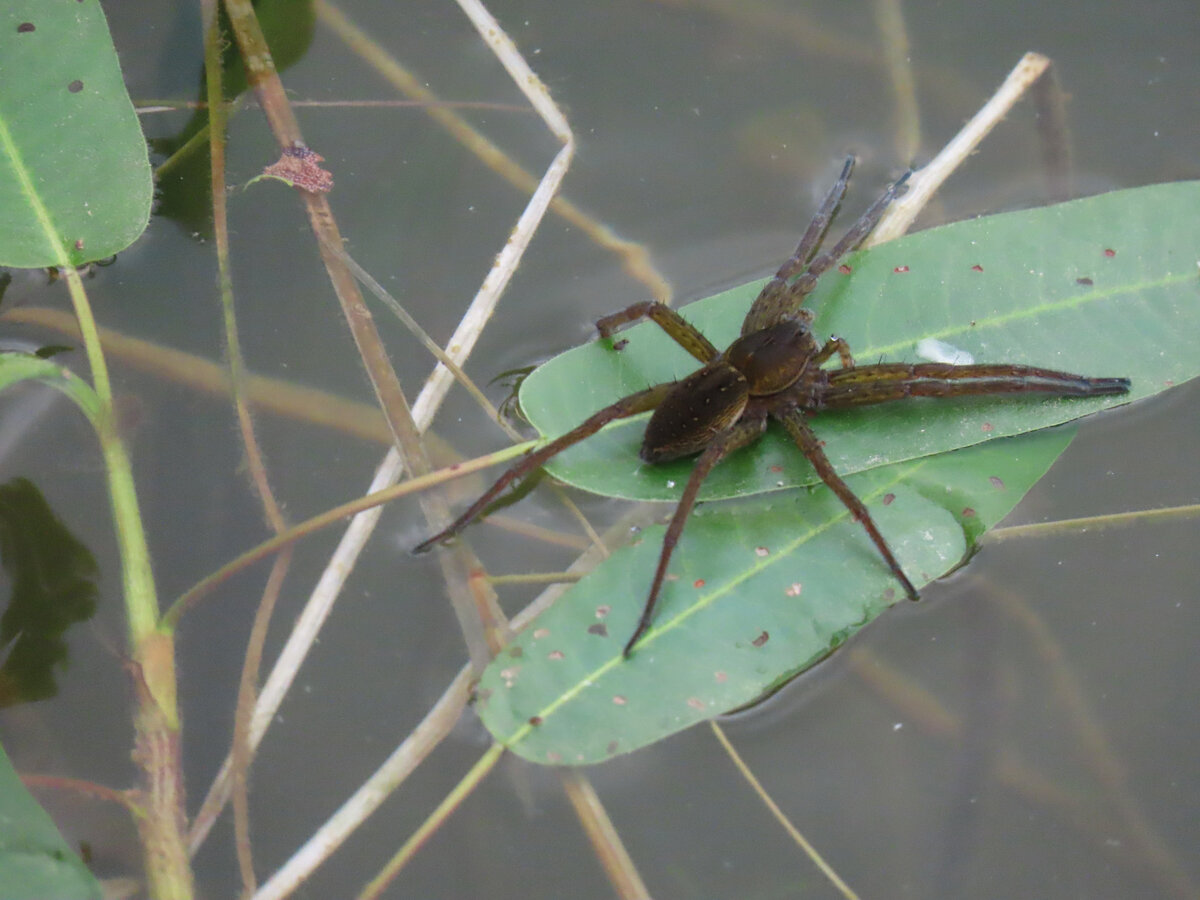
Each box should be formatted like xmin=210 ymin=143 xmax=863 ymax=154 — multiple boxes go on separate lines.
xmin=870 ymin=52 xmax=1052 ymax=244
xmin=201 ymin=0 xmax=581 ymax=884
xmin=316 ymin=0 xmax=671 ymax=303
xmin=252 ymin=668 xmax=475 ymax=900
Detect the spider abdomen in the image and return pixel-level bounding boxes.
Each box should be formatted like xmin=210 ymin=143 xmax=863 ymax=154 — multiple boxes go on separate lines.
xmin=640 ymin=363 xmax=750 ymax=463
xmin=725 ymin=320 xmax=819 ymax=395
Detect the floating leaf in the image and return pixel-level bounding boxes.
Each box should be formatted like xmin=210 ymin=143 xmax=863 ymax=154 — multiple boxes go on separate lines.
xmin=520 ymin=182 xmax=1200 ymax=501
xmin=0 ymin=0 xmax=152 ymax=267
xmin=477 ymin=427 xmax=1075 ymax=764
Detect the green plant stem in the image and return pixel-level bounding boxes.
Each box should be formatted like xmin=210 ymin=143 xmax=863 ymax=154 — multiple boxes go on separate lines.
xmin=485 ymin=571 xmax=582 ymax=586
xmin=989 ymin=503 xmax=1200 ymax=540
xmin=63 ymin=269 xmax=158 ymax=645
xmin=163 ymin=439 xmax=534 ymax=629
xmin=357 ymin=743 xmax=505 ymax=900
xmin=61 ymin=266 xmax=193 ymax=900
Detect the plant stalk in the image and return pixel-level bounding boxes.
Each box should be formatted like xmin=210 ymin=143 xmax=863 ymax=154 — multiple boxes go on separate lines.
xmin=63 ymin=265 xmax=193 ymax=898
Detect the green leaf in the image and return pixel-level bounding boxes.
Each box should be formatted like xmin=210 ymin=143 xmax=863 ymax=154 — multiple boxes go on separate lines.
xmin=0 ymin=353 xmax=101 ymax=424
xmin=0 ymin=743 xmax=103 ymax=900
xmin=0 ymin=478 xmax=99 ymax=707
xmin=0 ymin=0 xmax=152 ymax=267
xmin=520 ymin=181 xmax=1200 ymax=502
xmin=477 ymin=427 xmax=1074 ymax=764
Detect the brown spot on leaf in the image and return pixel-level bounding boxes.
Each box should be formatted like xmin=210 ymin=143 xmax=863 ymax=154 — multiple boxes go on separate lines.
xmin=17 ymin=23 xmax=34 ymax=33
xmin=882 ymin=492 xmax=895 ymax=505
xmin=989 ymin=475 xmax=1005 ymax=490
xmin=68 ymin=80 xmax=83 ymax=93
xmin=785 ymin=583 xmax=802 ymax=597
xmin=612 ymin=695 xmax=627 ymax=706
xmin=693 ymin=578 xmax=705 ymax=588
xmin=893 ymin=264 xmax=909 ymax=273
xmin=548 ymin=649 xmax=565 ymax=661
xmin=1076 ymin=276 xmax=1094 ymax=286
xmin=754 ymin=546 xmax=769 ymax=557
xmin=980 ymin=422 xmax=994 ymax=433
xmin=1103 ymin=248 xmax=1116 ymax=257
xmin=606 ymin=740 xmax=620 ymax=754
xmin=714 ymin=670 xmax=728 ymax=683
xmin=528 ymin=716 xmax=543 ymax=726
xmin=752 ymin=631 xmax=769 ymax=648
xmin=962 ymin=507 xmax=976 ymax=518
xmin=73 ymin=239 xmax=84 ymax=250
xmin=838 ymin=264 xmax=852 ymax=275
xmin=587 ymin=623 xmax=608 ymax=638
xmin=686 ymin=697 xmax=706 ymax=711
xmin=971 ymin=264 xmax=984 ymax=272
xmin=595 ymin=604 xmax=611 ymax=619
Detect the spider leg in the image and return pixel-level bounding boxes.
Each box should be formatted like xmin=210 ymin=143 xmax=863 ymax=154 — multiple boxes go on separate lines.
xmin=740 ymin=158 xmax=854 ymax=337
xmin=782 ymin=170 xmax=911 ymax=305
xmin=624 ymin=412 xmax=767 ymax=657
xmin=809 ymin=335 xmax=855 ymax=369
xmin=777 ymin=408 xmax=919 ymax=602
xmin=818 ymin=362 xmax=1131 ymax=408
xmin=414 ymin=381 xmax=675 ymax=553
xmin=596 ymin=301 xmax=720 ymax=364
xmin=743 ymin=167 xmax=911 ymax=333
xmin=773 ymin=155 xmax=856 ymax=283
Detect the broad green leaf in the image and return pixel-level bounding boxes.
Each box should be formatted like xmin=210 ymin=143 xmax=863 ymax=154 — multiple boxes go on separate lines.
xmin=0 ymin=0 xmax=152 ymax=267
xmin=521 ymin=182 xmax=1200 ymax=501
xmin=0 ymin=742 xmax=102 ymax=900
xmin=477 ymin=427 xmax=1074 ymax=764
xmin=0 ymin=353 xmax=101 ymax=424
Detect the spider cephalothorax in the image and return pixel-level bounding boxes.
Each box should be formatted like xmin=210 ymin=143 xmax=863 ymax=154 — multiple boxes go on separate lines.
xmin=417 ymin=157 xmax=1130 ymax=656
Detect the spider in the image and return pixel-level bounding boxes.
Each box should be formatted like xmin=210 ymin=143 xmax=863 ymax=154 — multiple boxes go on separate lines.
xmin=416 ymin=157 xmax=1131 ymax=657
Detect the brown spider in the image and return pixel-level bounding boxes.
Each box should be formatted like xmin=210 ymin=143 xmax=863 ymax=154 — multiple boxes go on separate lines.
xmin=416 ymin=157 xmax=1131 ymax=657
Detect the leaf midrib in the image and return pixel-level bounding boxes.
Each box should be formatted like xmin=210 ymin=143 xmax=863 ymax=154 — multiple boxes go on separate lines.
xmin=501 ymin=455 xmax=932 ymax=748
xmin=0 ymin=111 xmax=69 ymax=267
xmin=831 ymin=269 xmax=1191 ymax=360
